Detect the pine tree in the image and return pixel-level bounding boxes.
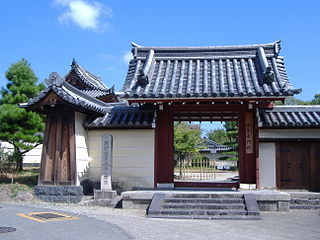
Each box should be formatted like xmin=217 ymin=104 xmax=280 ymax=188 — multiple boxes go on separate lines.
xmin=219 ymin=121 xmax=238 ymax=162
xmin=0 ymin=59 xmax=45 ymax=171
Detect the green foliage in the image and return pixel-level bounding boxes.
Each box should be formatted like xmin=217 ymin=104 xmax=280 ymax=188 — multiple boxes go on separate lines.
xmin=220 ymin=121 xmax=238 ymax=161
xmin=1 ymin=59 xmax=44 ymax=105
xmin=206 ymin=128 xmax=228 ymax=145
xmin=10 ymin=183 xmax=32 ymax=198
xmin=0 ymin=105 xmax=44 ymax=150
xmin=310 ymin=94 xmax=320 ymax=105
xmin=0 ymin=147 xmax=15 ymax=175
xmin=174 ymin=123 xmax=204 ymax=158
xmin=0 ymin=59 xmax=45 ymax=171
xmin=282 ymin=97 xmax=308 ymax=105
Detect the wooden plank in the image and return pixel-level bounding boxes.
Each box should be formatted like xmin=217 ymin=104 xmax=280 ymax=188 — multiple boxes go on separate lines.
xmin=39 ymin=116 xmax=51 ymax=185
xmin=276 ymin=142 xmax=281 ymax=189
xmin=69 ymin=111 xmax=76 ymax=185
xmin=309 ymin=142 xmax=316 ymax=190
xmin=60 ymin=116 xmax=70 ymax=182
xmin=54 ymin=114 xmax=62 ymax=185
xmin=44 ymin=115 xmax=57 ymax=183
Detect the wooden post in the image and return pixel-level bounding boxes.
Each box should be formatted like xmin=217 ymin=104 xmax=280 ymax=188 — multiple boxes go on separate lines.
xmin=154 ymin=104 xmax=174 ymax=186
xmin=238 ymin=109 xmax=257 ymax=184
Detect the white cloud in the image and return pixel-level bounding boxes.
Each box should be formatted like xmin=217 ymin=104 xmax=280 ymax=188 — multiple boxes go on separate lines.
xmin=122 ymin=51 xmax=132 ymax=63
xmin=54 ymin=0 xmax=112 ymax=32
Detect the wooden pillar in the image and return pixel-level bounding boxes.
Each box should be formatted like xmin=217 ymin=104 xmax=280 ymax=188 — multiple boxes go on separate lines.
xmin=154 ymin=105 xmax=174 ymax=186
xmin=39 ymin=106 xmax=76 ymax=186
xmin=238 ymin=108 xmax=257 ymax=184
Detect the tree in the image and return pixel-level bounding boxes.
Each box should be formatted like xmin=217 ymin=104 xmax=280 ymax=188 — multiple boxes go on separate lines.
xmin=174 ymin=123 xmax=204 ymax=176
xmin=219 ymin=121 xmax=238 ymax=162
xmin=0 ymin=59 xmax=45 ymax=171
xmin=310 ymin=94 xmax=320 ymax=105
xmin=283 ymin=96 xmax=308 ymax=105
xmin=206 ymin=128 xmax=228 ymax=145
xmin=174 ymin=123 xmax=204 ymax=158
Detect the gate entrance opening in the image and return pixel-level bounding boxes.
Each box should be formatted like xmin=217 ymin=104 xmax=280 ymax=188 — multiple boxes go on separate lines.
xmin=173 ymin=121 xmax=239 ymax=184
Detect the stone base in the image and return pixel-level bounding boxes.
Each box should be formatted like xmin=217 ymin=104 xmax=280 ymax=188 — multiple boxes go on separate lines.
xmin=34 ymin=185 xmax=83 ymax=203
xmin=94 ymin=190 xmax=117 ymax=199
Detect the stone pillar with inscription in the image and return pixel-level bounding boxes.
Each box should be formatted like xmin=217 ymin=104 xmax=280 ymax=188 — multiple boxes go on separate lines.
xmin=94 ymin=134 xmax=117 ymax=200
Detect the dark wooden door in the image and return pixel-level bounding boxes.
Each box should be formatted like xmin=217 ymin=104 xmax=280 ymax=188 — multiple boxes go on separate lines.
xmin=39 ymin=107 xmax=76 ymax=185
xmin=278 ymin=142 xmax=310 ymax=189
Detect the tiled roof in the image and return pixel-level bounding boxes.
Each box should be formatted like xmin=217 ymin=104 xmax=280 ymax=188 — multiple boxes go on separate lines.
xmin=80 ymin=88 xmax=114 ymax=98
xmin=70 ymin=59 xmax=109 ymax=90
xmin=259 ymin=106 xmax=320 ymax=128
xmin=21 ymin=73 xmax=109 ymax=115
xmin=200 ymin=139 xmax=233 ymax=153
xmin=121 ymin=41 xmax=301 ymax=100
xmin=84 ymin=105 xmax=156 ymax=128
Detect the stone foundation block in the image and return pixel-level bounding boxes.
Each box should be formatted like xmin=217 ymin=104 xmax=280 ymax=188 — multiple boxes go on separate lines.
xmin=34 ymin=185 xmax=83 ymax=203
xmin=94 ymin=190 xmax=117 ymax=199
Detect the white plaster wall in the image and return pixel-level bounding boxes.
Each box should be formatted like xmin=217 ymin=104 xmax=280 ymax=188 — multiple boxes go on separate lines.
xmin=260 ymin=129 xmax=320 ymax=139
xmin=259 ymin=142 xmax=276 ymax=189
xmin=75 ymin=112 xmax=91 ymax=185
xmin=0 ymin=141 xmax=42 ymax=166
xmin=87 ymin=129 xmax=154 ymax=191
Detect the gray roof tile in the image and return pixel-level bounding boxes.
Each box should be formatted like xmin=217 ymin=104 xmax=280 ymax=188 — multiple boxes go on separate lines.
xmin=84 ymin=106 xmax=155 ymax=128
xmin=70 ymin=59 xmax=109 ymax=90
xmin=121 ymin=41 xmax=301 ymax=99
xmin=200 ymin=139 xmax=233 ymax=153
xmin=259 ymin=106 xmax=320 ymax=128
xmin=22 ymin=81 xmax=110 ymax=114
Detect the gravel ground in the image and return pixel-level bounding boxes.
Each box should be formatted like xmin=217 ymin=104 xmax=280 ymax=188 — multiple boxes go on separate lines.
xmin=5 ymin=200 xmax=319 ymax=240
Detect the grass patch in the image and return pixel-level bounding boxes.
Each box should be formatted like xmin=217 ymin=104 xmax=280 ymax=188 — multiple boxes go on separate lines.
xmin=9 ymin=183 xmax=32 ymax=198
xmin=0 ymin=167 xmax=39 ymax=188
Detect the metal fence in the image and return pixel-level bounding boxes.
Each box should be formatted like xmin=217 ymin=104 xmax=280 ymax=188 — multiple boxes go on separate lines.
xmin=174 ymin=158 xmax=238 ymax=181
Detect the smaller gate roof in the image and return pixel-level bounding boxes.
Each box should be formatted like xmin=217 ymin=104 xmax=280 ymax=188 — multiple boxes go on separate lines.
xmin=84 ymin=105 xmax=155 ymax=129
xmin=259 ymin=106 xmax=320 ymax=128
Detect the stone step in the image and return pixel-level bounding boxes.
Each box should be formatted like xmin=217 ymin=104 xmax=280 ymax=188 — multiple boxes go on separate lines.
xmin=164 ymin=198 xmax=244 ymax=204
xmin=153 ymin=209 xmax=248 ymax=216
xmin=169 ymin=193 xmax=243 ymax=199
xmin=290 ymin=199 xmax=320 ymax=205
xmin=162 ymin=203 xmax=246 ymax=210
xmin=290 ymin=205 xmax=320 ymax=209
xmin=147 ymin=214 xmax=261 ymax=220
xmin=289 ymin=193 xmax=320 ymax=200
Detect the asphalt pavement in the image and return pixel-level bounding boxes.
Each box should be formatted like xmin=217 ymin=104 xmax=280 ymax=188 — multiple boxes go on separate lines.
xmin=0 ymin=202 xmax=319 ymax=240
xmin=0 ymin=203 xmax=133 ymax=240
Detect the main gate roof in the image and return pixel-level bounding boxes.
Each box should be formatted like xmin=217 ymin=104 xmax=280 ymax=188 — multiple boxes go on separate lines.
xmin=121 ymin=41 xmax=301 ymax=100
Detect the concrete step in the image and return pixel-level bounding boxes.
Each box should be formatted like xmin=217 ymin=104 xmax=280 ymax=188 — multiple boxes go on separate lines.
xmin=157 ymin=209 xmax=248 ymax=216
xmin=164 ymin=198 xmax=244 ymax=204
xmin=290 ymin=199 xmax=320 ymax=205
xmin=289 ymin=192 xmax=320 ymax=201
xmin=169 ymin=193 xmax=243 ymax=199
xmin=146 ymin=193 xmax=260 ymax=220
xmin=290 ymin=205 xmax=320 ymax=209
xmin=162 ymin=203 xmax=246 ymax=210
xmin=147 ymin=214 xmax=261 ymax=220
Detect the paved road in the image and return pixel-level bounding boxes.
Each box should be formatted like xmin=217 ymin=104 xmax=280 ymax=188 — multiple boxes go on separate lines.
xmin=1 ymin=202 xmax=320 ymax=240
xmin=0 ymin=203 xmax=132 ymax=240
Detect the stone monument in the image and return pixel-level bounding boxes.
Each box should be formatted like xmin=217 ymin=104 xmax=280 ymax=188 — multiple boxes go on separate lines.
xmin=93 ymin=134 xmax=117 ymax=200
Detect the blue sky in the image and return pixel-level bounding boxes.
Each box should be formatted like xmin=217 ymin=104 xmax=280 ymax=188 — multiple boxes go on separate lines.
xmin=1 ymin=0 xmax=319 ymax=103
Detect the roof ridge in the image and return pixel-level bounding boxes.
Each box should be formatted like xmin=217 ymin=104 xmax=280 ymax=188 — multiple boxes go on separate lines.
xmin=71 ymin=59 xmax=109 ymax=90
xmin=131 ymin=40 xmax=281 ymax=51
